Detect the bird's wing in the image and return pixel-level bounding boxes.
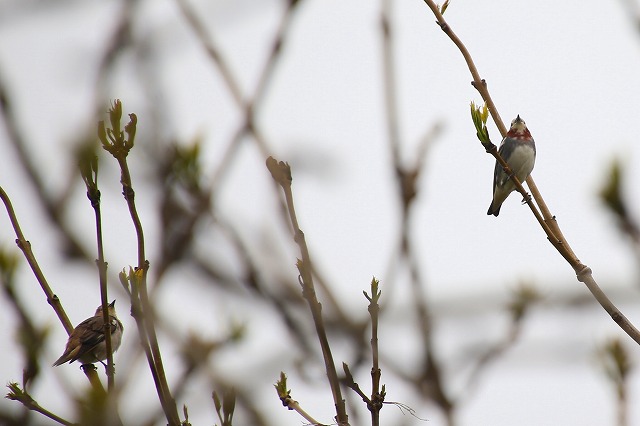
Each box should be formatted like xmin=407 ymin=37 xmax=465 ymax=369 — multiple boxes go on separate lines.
xmin=495 ymin=138 xmax=518 ymax=187
xmin=66 ymin=317 xmax=107 ymax=363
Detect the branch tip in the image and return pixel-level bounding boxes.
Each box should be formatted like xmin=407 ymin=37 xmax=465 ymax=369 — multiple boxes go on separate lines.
xmin=266 ymin=156 xmax=292 ymax=187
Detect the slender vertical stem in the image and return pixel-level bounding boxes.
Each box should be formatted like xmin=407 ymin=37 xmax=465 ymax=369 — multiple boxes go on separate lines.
xmin=116 ymin=157 xmax=181 ymax=425
xmin=266 ymin=158 xmax=349 ymax=426
xmin=367 ymin=279 xmax=383 ymax=426
xmin=92 ymin=198 xmax=115 ymax=390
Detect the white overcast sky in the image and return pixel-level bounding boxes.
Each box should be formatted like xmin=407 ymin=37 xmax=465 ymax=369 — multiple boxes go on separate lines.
xmin=1 ymin=0 xmax=640 ymax=425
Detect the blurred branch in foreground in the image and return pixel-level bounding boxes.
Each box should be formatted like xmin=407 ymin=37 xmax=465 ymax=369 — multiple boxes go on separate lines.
xmin=599 ymin=158 xmax=640 ymax=268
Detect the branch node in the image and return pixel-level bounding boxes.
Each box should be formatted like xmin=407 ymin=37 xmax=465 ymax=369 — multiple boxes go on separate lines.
xmin=484 ymin=142 xmax=497 ymax=154
xmin=576 ymin=266 xmax=592 ymax=282
xmin=471 ymin=79 xmax=487 ymax=89
xmin=611 ymin=311 xmax=623 ymax=324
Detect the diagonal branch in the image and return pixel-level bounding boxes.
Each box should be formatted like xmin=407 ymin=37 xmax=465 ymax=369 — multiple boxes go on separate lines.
xmin=0 ymin=186 xmax=108 ymax=394
xmin=422 ymin=0 xmax=640 ymax=345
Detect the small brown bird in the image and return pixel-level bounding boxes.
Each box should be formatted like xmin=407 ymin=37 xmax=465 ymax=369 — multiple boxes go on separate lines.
xmin=52 ymin=300 xmax=124 ymax=367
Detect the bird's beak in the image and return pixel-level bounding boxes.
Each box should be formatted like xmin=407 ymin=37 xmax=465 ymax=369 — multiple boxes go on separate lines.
xmin=515 ymin=114 xmax=522 ymax=122
xmin=109 ymin=300 xmax=116 ymax=308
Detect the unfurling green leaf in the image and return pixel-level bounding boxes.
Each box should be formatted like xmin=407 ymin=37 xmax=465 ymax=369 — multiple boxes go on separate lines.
xmin=440 ymin=0 xmax=451 ymax=14
xmin=274 ymin=371 xmax=290 ymax=398
xmin=470 ymin=101 xmax=491 ymax=146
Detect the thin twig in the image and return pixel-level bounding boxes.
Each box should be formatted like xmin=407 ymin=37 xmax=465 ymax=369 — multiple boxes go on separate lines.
xmin=282 ymin=396 xmax=328 ymax=426
xmin=342 ymin=279 xmax=386 ymax=425
xmin=343 ymin=363 xmax=372 ymax=406
xmin=81 ymin=155 xmax=116 ymax=390
xmin=6 ymin=383 xmax=77 ymax=426
xmin=117 ymin=156 xmax=180 ymax=422
xmin=267 ymin=157 xmax=349 ymax=426
xmin=366 ymin=278 xmax=384 ymax=426
xmin=0 ymin=187 xmax=72 ymax=332
xmin=0 ymin=186 xmax=108 ymax=394
xmin=99 ymin=101 xmax=181 ymax=425
xmin=275 ymin=371 xmax=329 ymax=426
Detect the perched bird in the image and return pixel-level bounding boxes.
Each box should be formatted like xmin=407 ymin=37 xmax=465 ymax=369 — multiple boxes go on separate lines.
xmin=52 ymin=300 xmax=123 ymax=367
xmin=487 ymin=115 xmax=536 ymax=216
